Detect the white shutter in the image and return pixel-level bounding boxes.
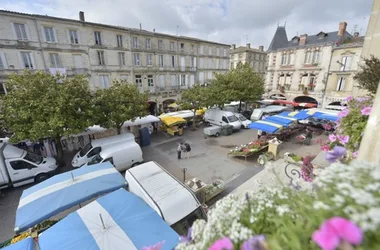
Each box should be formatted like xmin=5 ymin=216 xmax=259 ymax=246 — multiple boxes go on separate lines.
xmin=340 ymin=57 xmax=347 ymax=71
xmin=207 ymin=71 xmax=212 ymax=79
xmin=171 ymin=75 xmax=176 ymax=87
xmin=185 ymin=74 xmax=188 ymax=87
xmin=345 ymin=56 xmax=352 ymax=71
xmin=0 ymin=51 xmax=8 ymax=69
xmin=279 ymin=76 xmax=285 ymax=85
xmin=199 ymin=72 xmax=204 ymax=83
xmin=216 ymin=59 xmax=220 ymax=69
xmin=180 ymin=56 xmax=185 ymax=71
xmin=190 ymin=75 xmax=195 ymax=87
xmin=194 ymin=57 xmax=197 ymax=68
xmin=301 ymin=76 xmax=308 ymax=85
xmin=200 ymin=46 xmax=204 ymax=55
xmin=199 ymin=58 xmax=204 ymax=69
xmin=285 ymin=75 xmax=291 ymax=84
xmin=160 ymin=75 xmax=165 ymax=88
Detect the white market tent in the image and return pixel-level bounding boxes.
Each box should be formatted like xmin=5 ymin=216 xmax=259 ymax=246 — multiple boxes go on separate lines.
xmin=122 ymin=115 xmax=160 ymax=127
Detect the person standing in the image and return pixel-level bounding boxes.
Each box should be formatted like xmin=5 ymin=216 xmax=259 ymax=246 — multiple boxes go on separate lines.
xmin=257 ymin=130 xmax=262 ymax=140
xmin=177 ymin=143 xmax=182 ymax=160
xmin=183 ymin=142 xmax=191 ymax=159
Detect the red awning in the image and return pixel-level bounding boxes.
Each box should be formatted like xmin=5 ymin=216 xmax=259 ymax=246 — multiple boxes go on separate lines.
xmin=293 ymin=102 xmax=317 ymax=108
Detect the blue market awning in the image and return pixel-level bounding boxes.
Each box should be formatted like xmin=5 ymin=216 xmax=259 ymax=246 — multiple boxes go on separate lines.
xmin=312 ymin=112 xmax=339 ymax=122
xmin=278 ymin=110 xmax=315 ymax=120
xmin=38 ymin=189 xmax=179 ymax=250
xmin=15 ymin=162 xmax=126 ymax=233
xmin=264 ymin=115 xmax=297 ymax=126
xmin=248 ymin=120 xmax=283 ymax=133
xmin=2 ymin=238 xmax=34 ymax=250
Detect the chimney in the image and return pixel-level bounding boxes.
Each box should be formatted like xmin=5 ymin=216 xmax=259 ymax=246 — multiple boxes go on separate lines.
xmin=299 ymin=34 xmax=308 ymax=46
xmin=247 ymin=43 xmax=251 ymax=49
xmin=79 ymin=11 xmax=85 ymax=22
xmin=139 ymin=23 xmax=142 ymax=30
xmin=354 ymin=32 xmax=359 ymax=38
xmin=259 ymin=45 xmax=264 ymax=51
xmin=232 ymin=44 xmax=236 ymax=49
xmin=153 ymin=28 xmax=155 ymax=33
xmin=338 ymin=21 xmax=347 ymax=36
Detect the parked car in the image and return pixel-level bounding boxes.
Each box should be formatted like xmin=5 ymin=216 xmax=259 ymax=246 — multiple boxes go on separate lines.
xmin=234 ymin=113 xmax=252 ymax=128
xmin=204 ymin=109 xmax=242 ymax=131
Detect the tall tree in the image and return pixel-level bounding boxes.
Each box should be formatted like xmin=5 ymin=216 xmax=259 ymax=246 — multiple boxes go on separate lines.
xmin=2 ymin=71 xmax=93 ymax=163
xmin=93 ymin=81 xmax=148 ymax=134
xmin=354 ymin=55 xmax=380 ymax=95
xmin=180 ymin=84 xmax=208 ymax=129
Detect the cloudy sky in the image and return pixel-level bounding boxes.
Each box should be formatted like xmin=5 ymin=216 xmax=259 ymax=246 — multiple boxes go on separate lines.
xmin=0 ymin=0 xmax=373 ymax=49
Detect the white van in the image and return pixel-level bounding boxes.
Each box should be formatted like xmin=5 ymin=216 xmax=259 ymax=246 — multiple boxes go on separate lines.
xmin=204 ymin=109 xmax=242 ymax=131
xmin=234 ymin=113 xmax=252 ymax=128
xmin=85 ymin=141 xmax=143 ymax=171
xmin=250 ymin=105 xmax=291 ymax=121
xmin=0 ymin=143 xmax=58 ymax=188
xmin=71 ymin=133 xmax=135 ymax=168
xmin=125 ymin=161 xmax=207 ymax=235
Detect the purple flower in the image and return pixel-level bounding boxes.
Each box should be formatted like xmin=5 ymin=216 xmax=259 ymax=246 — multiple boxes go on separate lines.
xmin=346 ymin=96 xmax=353 ymax=102
xmin=180 ymin=227 xmax=192 ymax=243
xmin=209 ymin=237 xmax=234 ymax=250
xmin=328 ymin=134 xmax=337 ymax=142
xmin=325 ymin=146 xmax=347 ymax=163
xmin=354 ymin=142 xmax=359 ymax=149
xmin=338 ymin=109 xmax=350 ymax=118
xmin=353 ymin=151 xmax=358 ymax=158
xmin=337 ymin=135 xmax=349 ymax=145
xmin=241 ymin=235 xmax=266 ymax=250
xmin=361 ymin=106 xmax=372 ymax=116
xmin=312 ymin=217 xmax=363 ymax=250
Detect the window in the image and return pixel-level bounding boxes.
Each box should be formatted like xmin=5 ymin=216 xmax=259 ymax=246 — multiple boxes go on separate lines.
xmin=97 ymin=51 xmax=105 ymax=65
xmin=135 ymin=75 xmax=142 ymax=87
xmin=118 ymin=52 xmax=125 ymax=66
xmin=133 ymin=37 xmax=138 ymax=48
xmin=239 ymin=53 xmax=243 ymax=59
xmin=20 ymin=52 xmax=34 ymax=69
xmin=281 ymin=53 xmax=288 ymax=65
xmin=145 ymin=38 xmax=150 ymax=49
xmin=120 ymin=74 xmax=128 ymax=82
xmin=223 ymin=48 xmax=227 ymax=57
xmin=147 ymin=54 xmax=153 ymax=66
xmin=44 ymin=27 xmax=56 ymax=42
xmin=99 ymin=75 xmax=110 ymax=89
xmin=336 ymin=77 xmax=346 ymax=91
xmin=171 ymin=75 xmax=177 ymax=87
xmin=148 ymin=75 xmax=154 ymax=87
xmin=180 ymin=43 xmax=185 ymax=50
xmin=208 ymin=47 xmax=212 ymax=55
xmin=49 ymin=53 xmax=61 ymax=68
xmin=14 ymin=23 xmax=28 ymax=40
xmin=289 ymin=53 xmax=295 ymax=65
xmin=88 ymin=154 xmax=103 ymax=165
xmin=216 ymin=48 xmax=220 ymax=56
xmin=312 ymin=51 xmax=320 ymax=64
xmin=10 ymin=160 xmax=36 ymax=170
xmin=159 ymin=55 xmax=164 ymax=67
xmin=200 ymin=46 xmax=204 ymax=55
xmin=117 ymin=35 xmax=123 ymax=47
xmin=191 ymin=57 xmax=196 ymax=68
xmin=133 ymin=53 xmax=140 ymax=66
xmin=340 ymin=56 xmax=352 ymax=71
xmin=94 ymin=31 xmax=102 ymax=45
xmin=88 ymin=147 xmax=101 ymax=157
xmin=24 ymin=152 xmax=43 ymax=164
xmin=158 ymin=40 xmax=163 ymax=50
xmin=191 ymin=45 xmax=195 ymax=52
xmin=0 ymin=51 xmax=7 ymax=69
xmin=305 ymin=50 xmax=319 ymax=64
xmin=222 ymin=116 xmax=228 ymax=123
xmin=171 ymin=55 xmax=175 ymax=68
xmin=170 ymin=41 xmax=175 ymax=51
xmin=103 ymin=157 xmax=114 ymax=164
xmin=69 ymin=30 xmax=79 ymax=44
xmin=159 ymin=75 xmax=165 ymax=89
xmin=180 ymin=74 xmax=186 ymax=86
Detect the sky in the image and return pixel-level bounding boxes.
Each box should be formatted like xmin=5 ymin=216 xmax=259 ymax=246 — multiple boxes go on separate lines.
xmin=0 ymin=0 xmax=374 ymax=49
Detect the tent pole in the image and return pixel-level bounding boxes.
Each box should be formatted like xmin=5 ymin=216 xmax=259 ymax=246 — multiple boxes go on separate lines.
xmin=99 ymin=214 xmax=106 ymax=230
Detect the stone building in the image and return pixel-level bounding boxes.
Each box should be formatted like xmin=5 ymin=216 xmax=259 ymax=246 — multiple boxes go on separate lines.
xmin=229 ymin=44 xmax=266 ymax=76
xmin=265 ymin=22 xmax=353 ymax=106
xmin=0 ymin=10 xmax=230 ymax=113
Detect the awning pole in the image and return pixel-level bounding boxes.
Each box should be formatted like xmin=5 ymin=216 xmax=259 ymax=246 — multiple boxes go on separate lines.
xmin=99 ymin=213 xmax=106 ymax=230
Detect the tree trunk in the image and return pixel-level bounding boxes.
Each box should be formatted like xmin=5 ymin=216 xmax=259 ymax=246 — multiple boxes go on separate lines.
xmin=239 ymin=100 xmax=242 ymax=113
xmin=192 ymin=110 xmax=197 ymax=130
xmin=55 ymin=136 xmax=64 ymax=167
xmin=117 ymin=126 xmax=122 ymax=135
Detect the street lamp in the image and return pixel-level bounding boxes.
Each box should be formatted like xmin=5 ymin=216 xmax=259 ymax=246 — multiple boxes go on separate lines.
xmin=181 ymin=168 xmax=187 ymax=182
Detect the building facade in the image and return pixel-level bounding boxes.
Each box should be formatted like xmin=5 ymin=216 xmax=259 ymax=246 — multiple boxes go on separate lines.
xmin=0 ymin=10 xmax=230 ymax=112
xmin=265 ymin=22 xmax=353 ymax=106
xmin=229 ymin=44 xmax=266 ymax=76
xmin=323 ymin=36 xmax=365 ymax=108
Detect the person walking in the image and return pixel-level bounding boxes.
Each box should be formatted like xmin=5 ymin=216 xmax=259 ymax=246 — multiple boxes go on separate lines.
xmin=177 ymin=143 xmax=183 ymax=160
xmin=183 ymin=142 xmax=191 ymax=159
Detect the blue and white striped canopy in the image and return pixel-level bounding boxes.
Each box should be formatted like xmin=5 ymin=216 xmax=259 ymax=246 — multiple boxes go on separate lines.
xmin=2 ymin=238 xmax=34 ymax=250
xmin=312 ymin=112 xmax=339 ymax=122
xmin=248 ymin=120 xmax=283 ymax=133
xmin=15 ymin=162 xmax=126 ymax=233
xmin=38 ymin=189 xmax=180 ymax=250
xmin=264 ymin=115 xmax=297 ymax=126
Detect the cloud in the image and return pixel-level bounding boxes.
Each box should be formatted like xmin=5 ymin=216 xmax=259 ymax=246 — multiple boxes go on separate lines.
xmin=0 ymin=0 xmax=373 ymax=49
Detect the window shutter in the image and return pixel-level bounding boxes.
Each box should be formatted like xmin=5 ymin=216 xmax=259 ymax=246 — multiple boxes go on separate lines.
xmin=340 ymin=57 xmax=347 ymax=71
xmin=345 ymin=56 xmax=352 ymax=71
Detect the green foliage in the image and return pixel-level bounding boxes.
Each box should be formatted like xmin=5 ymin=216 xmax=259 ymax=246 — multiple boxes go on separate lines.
xmin=180 ymin=84 xmax=209 ymax=128
xmin=93 ymin=81 xmax=148 ymax=134
xmin=354 ymin=55 xmax=380 ymax=95
xmin=2 ymin=71 xmax=93 ymax=159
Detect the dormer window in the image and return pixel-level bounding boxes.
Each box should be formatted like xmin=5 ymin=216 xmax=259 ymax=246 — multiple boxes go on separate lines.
xmin=317 ymin=32 xmax=327 ymax=40
xmin=292 ymin=36 xmax=299 ymax=43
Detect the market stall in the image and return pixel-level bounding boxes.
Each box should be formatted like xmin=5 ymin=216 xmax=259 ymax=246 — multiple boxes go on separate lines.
xmin=14 ymin=162 xmax=126 ymax=234
xmin=38 ymin=189 xmax=179 ymax=250
xmin=0 ymin=237 xmax=34 ymax=250
xmin=159 ymin=116 xmax=186 ymax=136
xmin=248 ymin=120 xmax=283 ymax=134
xmin=227 ymin=136 xmax=273 ymax=162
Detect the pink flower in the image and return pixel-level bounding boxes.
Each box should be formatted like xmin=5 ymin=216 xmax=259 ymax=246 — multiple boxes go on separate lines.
xmin=361 ymin=106 xmax=372 ymax=116
xmin=353 ymin=151 xmax=358 ymax=158
xmin=338 ymin=109 xmax=350 ymax=118
xmin=328 ymin=134 xmax=337 ymax=142
xmin=321 ymin=145 xmax=330 ymax=152
xmin=337 ymin=135 xmax=349 ymax=145
xmin=142 ymin=241 xmax=165 ymax=250
xmin=209 ymin=237 xmax=234 ymax=250
xmin=346 ymin=96 xmax=353 ymax=102
xmin=312 ymin=217 xmax=363 ymax=250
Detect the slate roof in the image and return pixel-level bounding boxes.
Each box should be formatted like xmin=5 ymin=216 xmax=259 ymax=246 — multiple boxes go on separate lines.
xmin=230 ymin=46 xmax=266 ymax=54
xmin=267 ymin=26 xmax=353 ymax=52
xmin=0 ymin=9 xmax=229 ymax=47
